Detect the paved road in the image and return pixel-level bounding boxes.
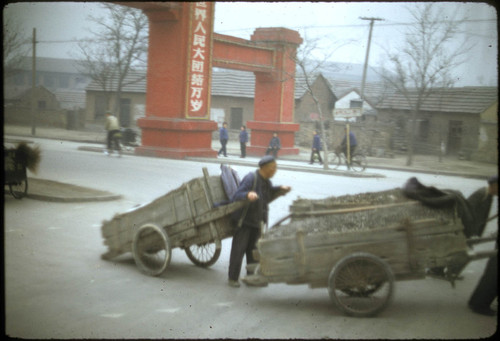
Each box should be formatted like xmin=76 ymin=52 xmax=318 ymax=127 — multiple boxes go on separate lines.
xmin=4 ymin=138 xmax=498 ymax=339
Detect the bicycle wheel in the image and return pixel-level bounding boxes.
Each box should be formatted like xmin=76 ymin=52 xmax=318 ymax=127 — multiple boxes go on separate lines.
xmin=351 ymin=153 xmax=367 ymax=172
xmin=327 ymin=153 xmax=342 ymax=169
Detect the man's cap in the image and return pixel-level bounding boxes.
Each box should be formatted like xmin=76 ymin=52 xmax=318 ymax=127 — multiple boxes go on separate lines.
xmin=258 ymin=155 xmax=276 ymax=167
xmin=487 ymin=175 xmax=498 ymax=184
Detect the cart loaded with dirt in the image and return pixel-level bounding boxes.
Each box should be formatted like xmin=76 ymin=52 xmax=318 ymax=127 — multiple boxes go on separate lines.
xmin=100 ymin=165 xmax=245 ymax=276
xmin=244 ymin=178 xmax=497 ymax=317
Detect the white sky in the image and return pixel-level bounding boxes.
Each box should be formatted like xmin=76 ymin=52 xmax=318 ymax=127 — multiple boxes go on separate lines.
xmin=3 ymin=1 xmax=498 ymax=86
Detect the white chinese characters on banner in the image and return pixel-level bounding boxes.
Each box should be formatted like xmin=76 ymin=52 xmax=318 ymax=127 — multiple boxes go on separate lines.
xmin=188 ymin=2 xmax=211 ymax=117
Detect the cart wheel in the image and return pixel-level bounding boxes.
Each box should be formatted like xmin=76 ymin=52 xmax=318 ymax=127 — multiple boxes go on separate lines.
xmin=328 ymin=252 xmax=394 ymax=317
xmin=185 ymin=240 xmax=221 ymax=267
xmin=132 ymin=224 xmax=171 ymax=276
xmin=9 ymin=178 xmax=28 ymax=199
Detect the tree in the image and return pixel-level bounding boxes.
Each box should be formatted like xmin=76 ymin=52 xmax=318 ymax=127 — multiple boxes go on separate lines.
xmin=379 ymin=3 xmax=473 ymax=165
xmin=289 ymin=34 xmax=348 ymax=170
xmin=3 ymin=17 xmax=30 ymax=79
xmin=75 ymin=3 xmax=148 ymax=124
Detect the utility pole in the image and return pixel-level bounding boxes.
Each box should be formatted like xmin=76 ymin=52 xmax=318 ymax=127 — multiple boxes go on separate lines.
xmin=359 ymin=17 xmax=384 ymax=104
xmin=31 ymin=28 xmax=37 ymax=136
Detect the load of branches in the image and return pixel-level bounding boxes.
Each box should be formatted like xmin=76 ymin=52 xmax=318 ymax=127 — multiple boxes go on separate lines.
xmin=14 ymin=142 xmax=41 ymax=174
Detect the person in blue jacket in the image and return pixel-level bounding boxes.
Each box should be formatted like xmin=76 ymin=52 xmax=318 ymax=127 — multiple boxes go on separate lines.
xmin=309 ymin=130 xmax=323 ymax=165
xmin=218 ymin=122 xmax=229 ymax=157
xmin=227 ymin=155 xmax=291 ymax=287
xmin=239 ymin=125 xmax=248 ymax=158
xmin=265 ymin=132 xmax=281 ymax=158
xmin=341 ymin=126 xmax=357 ymax=164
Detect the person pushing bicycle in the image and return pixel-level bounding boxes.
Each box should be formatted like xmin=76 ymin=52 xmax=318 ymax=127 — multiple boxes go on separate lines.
xmin=341 ymin=126 xmax=357 ymax=164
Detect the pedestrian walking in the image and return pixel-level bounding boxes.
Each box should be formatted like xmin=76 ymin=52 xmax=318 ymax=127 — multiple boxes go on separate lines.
xmin=105 ymin=111 xmax=122 ymax=157
xmin=227 ymin=155 xmax=291 ymax=288
xmin=239 ymin=125 xmax=248 ymax=158
xmin=468 ymin=175 xmax=498 ymax=316
xmin=218 ymin=122 xmax=229 ymax=157
xmin=265 ymin=132 xmax=281 ymax=158
xmin=309 ymin=130 xmax=323 ymax=164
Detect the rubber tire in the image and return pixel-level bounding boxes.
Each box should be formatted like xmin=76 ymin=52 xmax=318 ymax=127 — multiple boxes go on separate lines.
xmin=328 ymin=252 xmax=394 ymax=317
xmin=185 ymin=240 xmax=221 ymax=267
xmin=351 ymin=154 xmax=367 ymax=172
xmin=10 ymin=178 xmax=28 ymax=199
xmin=132 ymin=224 xmax=171 ymax=276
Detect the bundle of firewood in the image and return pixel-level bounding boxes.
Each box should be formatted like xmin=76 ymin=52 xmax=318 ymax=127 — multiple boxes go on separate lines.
xmin=14 ymin=142 xmax=41 ymax=174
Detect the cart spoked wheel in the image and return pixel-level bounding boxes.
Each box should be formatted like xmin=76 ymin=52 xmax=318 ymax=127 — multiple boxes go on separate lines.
xmin=10 ymin=178 xmax=28 ymax=199
xmin=132 ymin=224 xmax=171 ymax=276
xmin=328 ymin=252 xmax=394 ymax=317
xmin=185 ymin=239 xmax=221 ymax=267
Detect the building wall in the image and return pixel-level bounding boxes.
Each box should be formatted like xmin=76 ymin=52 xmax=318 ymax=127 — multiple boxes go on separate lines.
xmin=210 ymin=96 xmax=254 ymax=140
xmin=377 ymin=108 xmax=482 ymax=157
xmin=294 ymin=77 xmax=336 ymax=147
xmin=86 ymin=91 xmax=146 ymax=128
xmin=473 ymin=102 xmax=498 ymax=163
xmin=4 ymin=87 xmax=68 ymax=128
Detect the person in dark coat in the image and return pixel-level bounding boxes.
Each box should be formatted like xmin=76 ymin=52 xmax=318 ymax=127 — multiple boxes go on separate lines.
xmin=309 ymin=130 xmax=323 ymax=165
xmin=227 ymin=155 xmax=291 ymax=287
xmin=265 ymin=132 xmax=281 ymax=158
xmin=468 ymin=175 xmax=498 ymax=316
xmin=341 ymin=126 xmax=357 ymax=163
xmin=239 ymin=125 xmax=248 ymax=158
xmin=218 ymin=122 xmax=229 ymax=157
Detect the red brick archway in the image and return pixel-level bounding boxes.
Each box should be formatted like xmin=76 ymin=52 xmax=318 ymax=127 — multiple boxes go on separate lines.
xmin=122 ymin=2 xmax=302 ymax=158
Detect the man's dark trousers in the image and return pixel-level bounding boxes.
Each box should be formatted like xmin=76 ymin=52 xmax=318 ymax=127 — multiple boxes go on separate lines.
xmin=469 ymin=253 xmax=498 ymax=309
xmin=228 ymin=224 xmax=261 ymax=281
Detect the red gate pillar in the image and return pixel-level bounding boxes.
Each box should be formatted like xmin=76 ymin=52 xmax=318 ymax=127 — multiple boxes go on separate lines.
xmin=247 ymin=28 xmax=303 ymax=156
xmin=136 ymin=2 xmax=217 ymax=159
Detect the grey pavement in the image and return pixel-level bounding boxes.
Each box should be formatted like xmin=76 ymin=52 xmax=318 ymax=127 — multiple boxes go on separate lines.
xmin=4 ymin=124 xmax=498 ymax=202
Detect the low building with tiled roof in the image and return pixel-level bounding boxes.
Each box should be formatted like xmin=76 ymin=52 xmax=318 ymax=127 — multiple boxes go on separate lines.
xmin=376 ymin=86 xmax=498 ymax=162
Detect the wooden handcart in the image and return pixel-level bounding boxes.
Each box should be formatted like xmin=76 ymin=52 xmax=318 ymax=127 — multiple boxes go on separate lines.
xmin=101 ymin=166 xmax=245 ymax=276
xmin=246 ymin=189 xmax=497 ymax=317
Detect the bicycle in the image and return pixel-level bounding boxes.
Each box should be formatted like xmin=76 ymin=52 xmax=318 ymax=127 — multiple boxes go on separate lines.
xmin=327 ymin=146 xmax=367 ymax=172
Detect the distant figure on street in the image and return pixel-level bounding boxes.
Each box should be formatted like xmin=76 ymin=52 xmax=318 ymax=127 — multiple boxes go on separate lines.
xmin=468 ymin=175 xmax=498 ymax=316
xmin=266 ymin=132 xmax=281 ymax=158
xmin=105 ymin=111 xmax=122 ymax=157
xmin=309 ymin=130 xmax=323 ymax=165
xmin=228 ymin=155 xmax=291 ymax=288
xmin=218 ymin=122 xmax=229 ymax=157
xmin=239 ymin=125 xmax=248 ymax=158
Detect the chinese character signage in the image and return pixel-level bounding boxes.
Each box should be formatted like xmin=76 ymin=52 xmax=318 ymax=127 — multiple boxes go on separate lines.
xmin=333 ymin=108 xmax=363 ymax=118
xmin=186 ymin=2 xmax=214 ymax=119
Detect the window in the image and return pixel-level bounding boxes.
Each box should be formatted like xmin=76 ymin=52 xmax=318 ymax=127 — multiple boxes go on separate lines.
xmin=230 ymin=107 xmax=243 ymax=130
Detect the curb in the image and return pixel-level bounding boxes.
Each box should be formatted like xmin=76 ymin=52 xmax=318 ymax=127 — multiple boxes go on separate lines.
xmin=6 ymin=178 xmax=123 ymax=203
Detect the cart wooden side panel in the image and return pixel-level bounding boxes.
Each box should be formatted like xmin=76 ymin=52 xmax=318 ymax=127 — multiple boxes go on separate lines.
xmin=101 ymin=172 xmax=241 ymax=259
xmin=257 ymin=214 xmax=468 ymax=288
